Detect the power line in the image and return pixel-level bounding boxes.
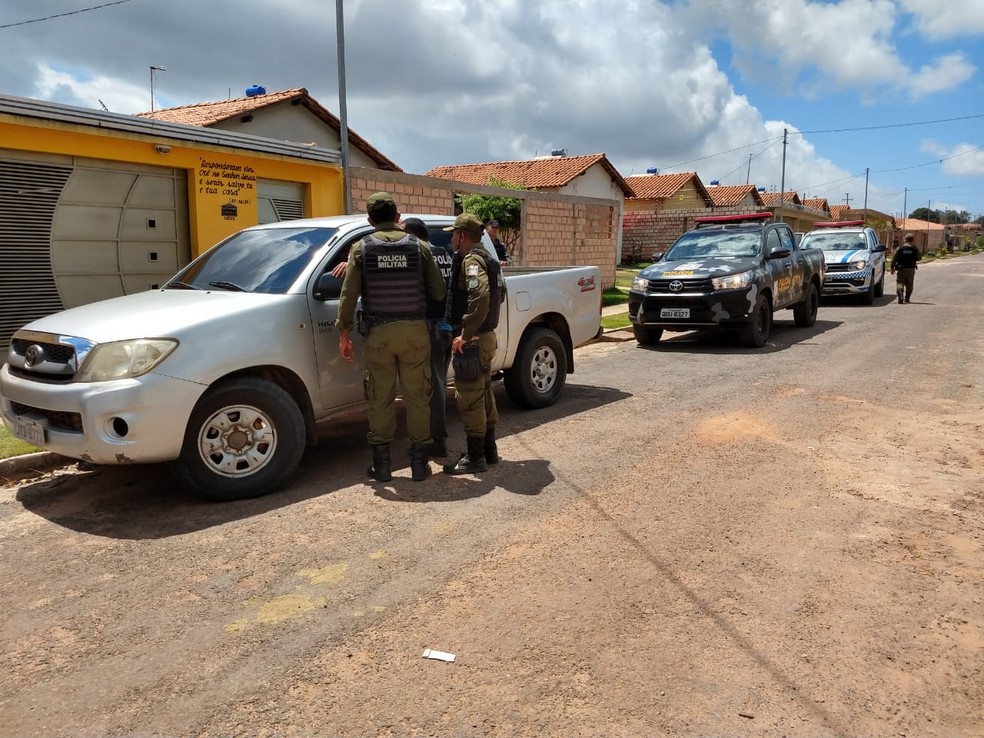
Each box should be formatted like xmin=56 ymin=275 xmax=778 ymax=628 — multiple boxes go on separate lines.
xmin=795 ymin=112 xmax=984 ymax=135
xmin=0 ymin=0 xmax=137 ymax=30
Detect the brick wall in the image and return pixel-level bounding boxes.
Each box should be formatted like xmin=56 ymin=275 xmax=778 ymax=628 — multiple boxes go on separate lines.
xmin=622 ymin=206 xmax=772 ymax=263
xmin=351 ymin=167 xmax=619 ymax=288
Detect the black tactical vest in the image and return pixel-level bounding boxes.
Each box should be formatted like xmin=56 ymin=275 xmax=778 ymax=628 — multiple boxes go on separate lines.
xmin=478 ymin=251 xmax=504 ymax=333
xmin=427 ymin=243 xmax=454 ymax=320
xmin=361 ymin=233 xmax=426 ymax=319
xmin=445 ymin=248 xmax=504 ymax=332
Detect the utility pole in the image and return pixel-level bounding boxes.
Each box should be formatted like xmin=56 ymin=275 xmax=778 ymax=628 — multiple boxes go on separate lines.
xmin=844 ymin=193 xmax=852 ymax=207
xmin=746 ymin=153 xmax=752 ymax=185
xmin=150 ymin=65 xmax=166 ymax=112
xmin=902 ymin=187 xmax=907 ymax=228
xmin=335 ymin=0 xmax=352 ymax=214
xmin=863 ymin=167 xmax=869 ymax=221
xmin=778 ymin=128 xmax=787 ymax=222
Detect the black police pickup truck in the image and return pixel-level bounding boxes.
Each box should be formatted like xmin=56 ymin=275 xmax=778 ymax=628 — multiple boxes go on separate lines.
xmin=628 ymin=212 xmax=825 ymax=348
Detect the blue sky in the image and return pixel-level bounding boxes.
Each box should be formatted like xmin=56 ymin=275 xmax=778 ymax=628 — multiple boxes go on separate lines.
xmin=2 ymin=0 xmax=983 ymax=219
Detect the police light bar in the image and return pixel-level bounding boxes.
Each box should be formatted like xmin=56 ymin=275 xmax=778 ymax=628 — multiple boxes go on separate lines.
xmin=694 ymin=212 xmax=773 ymax=225
xmin=814 ymin=220 xmax=865 ymax=228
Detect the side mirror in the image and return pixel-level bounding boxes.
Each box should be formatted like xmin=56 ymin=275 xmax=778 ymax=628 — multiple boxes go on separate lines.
xmin=768 ymin=246 xmax=792 ymax=260
xmin=313 ymin=272 xmax=344 ymax=301
xmin=873 ymin=244 xmax=886 ymax=253
xmin=651 ymin=252 xmax=664 ymax=263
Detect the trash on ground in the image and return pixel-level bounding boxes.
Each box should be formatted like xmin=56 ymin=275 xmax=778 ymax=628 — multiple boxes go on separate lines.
xmin=422 ymin=648 xmax=455 ymax=662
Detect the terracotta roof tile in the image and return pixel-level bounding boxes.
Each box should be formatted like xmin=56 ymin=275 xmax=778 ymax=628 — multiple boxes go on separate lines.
xmin=136 ymin=87 xmax=401 ymax=171
xmin=426 ymin=154 xmax=632 ymax=196
xmin=829 ymin=204 xmax=850 ymax=219
xmin=705 ymin=184 xmax=765 ymax=207
xmin=625 ymin=172 xmax=693 ymax=200
xmin=760 ymin=191 xmax=801 ymax=207
xmin=802 ymin=197 xmax=830 ymax=212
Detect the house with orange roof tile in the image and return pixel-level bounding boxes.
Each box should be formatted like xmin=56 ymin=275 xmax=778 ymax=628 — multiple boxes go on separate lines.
xmin=706 ymin=183 xmax=767 ymax=209
xmin=802 ymin=197 xmax=831 ymax=216
xmin=426 ymin=153 xmax=632 ymax=201
xmin=137 ymin=87 xmax=401 ymax=172
xmin=624 ymin=172 xmax=713 ymax=211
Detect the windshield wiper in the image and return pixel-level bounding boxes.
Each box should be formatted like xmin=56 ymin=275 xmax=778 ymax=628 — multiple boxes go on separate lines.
xmin=208 ymin=280 xmax=250 ymax=293
xmin=164 ymin=281 xmax=202 ymax=290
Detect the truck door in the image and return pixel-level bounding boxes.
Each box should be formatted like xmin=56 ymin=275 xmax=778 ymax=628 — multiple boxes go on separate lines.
xmin=307 ymin=232 xmax=369 ymax=414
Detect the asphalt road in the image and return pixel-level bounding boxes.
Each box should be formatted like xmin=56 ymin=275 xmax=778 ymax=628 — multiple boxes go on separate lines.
xmin=1 ymin=254 xmax=982 ymax=737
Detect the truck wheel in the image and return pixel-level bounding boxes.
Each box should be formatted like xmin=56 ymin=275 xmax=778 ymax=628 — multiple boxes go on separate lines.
xmin=741 ymin=294 xmax=772 ymax=348
xmin=633 ymin=325 xmax=663 ymax=345
xmin=874 ymin=271 xmax=885 ymax=298
xmin=503 ymin=327 xmax=568 ymax=409
xmin=861 ymin=278 xmax=875 ymax=305
xmin=793 ymin=282 xmax=819 ymax=327
xmin=170 ymin=376 xmax=305 ymax=501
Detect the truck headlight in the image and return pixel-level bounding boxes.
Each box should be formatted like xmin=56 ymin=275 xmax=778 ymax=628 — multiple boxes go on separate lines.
xmin=711 ymin=270 xmax=753 ymax=290
xmin=631 ymin=276 xmax=650 ymax=292
xmin=76 ymin=339 xmax=178 ymax=382
xmin=852 ymin=260 xmax=867 ymax=270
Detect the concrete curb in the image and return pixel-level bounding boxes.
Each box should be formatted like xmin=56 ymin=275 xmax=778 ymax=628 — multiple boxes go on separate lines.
xmin=0 ymin=451 xmax=72 ymax=484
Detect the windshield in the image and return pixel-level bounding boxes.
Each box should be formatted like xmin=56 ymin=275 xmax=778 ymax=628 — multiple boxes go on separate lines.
xmin=664 ymin=230 xmax=761 ymax=260
xmin=801 ymin=232 xmax=866 ymax=251
xmin=169 ymin=226 xmax=338 ymax=294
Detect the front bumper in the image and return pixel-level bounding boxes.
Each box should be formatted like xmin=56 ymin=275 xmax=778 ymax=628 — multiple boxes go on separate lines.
xmin=821 ymin=269 xmax=872 ymax=296
xmin=0 ymin=364 xmax=205 ymax=465
xmin=627 ymin=289 xmax=754 ymax=331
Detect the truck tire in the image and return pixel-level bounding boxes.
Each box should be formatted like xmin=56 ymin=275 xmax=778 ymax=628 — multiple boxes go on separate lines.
xmin=170 ymin=376 xmax=305 ymax=501
xmin=503 ymin=326 xmax=568 ymax=409
xmin=633 ymin=325 xmax=663 ymax=345
xmin=861 ymin=278 xmax=875 ymax=305
xmin=793 ymin=282 xmax=819 ymax=327
xmin=741 ymin=294 xmax=772 ymax=348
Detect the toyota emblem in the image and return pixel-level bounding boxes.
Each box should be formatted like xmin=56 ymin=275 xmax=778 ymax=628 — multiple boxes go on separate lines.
xmin=669 ymin=280 xmax=684 ymax=292
xmin=24 ymin=344 xmax=45 ymax=368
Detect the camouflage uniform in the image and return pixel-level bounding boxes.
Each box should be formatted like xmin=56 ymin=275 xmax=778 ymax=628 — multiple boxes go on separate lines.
xmin=891 ymin=235 xmax=922 ymax=304
xmin=442 ymin=213 xmax=504 ymax=475
xmin=335 ymin=193 xmax=446 ymax=481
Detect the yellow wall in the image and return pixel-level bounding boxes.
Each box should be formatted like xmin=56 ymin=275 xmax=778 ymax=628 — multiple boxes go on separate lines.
xmin=0 ymin=116 xmax=344 ymax=257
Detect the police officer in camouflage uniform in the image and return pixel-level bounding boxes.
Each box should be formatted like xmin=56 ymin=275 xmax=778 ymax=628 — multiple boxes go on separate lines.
xmin=891 ymin=233 xmax=922 ymax=304
xmin=336 ymin=193 xmax=446 ymax=482
xmin=442 ymin=213 xmax=504 ymax=475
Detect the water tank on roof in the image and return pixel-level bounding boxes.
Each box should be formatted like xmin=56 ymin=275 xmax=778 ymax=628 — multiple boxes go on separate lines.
xmin=246 ymin=85 xmax=266 ymax=97
xmin=550 ymin=148 xmax=567 ymax=157
xmin=645 ymin=167 xmax=659 ymax=174
xmin=757 ymin=187 xmax=766 ymax=192
xmin=710 ymin=180 xmax=720 ymax=186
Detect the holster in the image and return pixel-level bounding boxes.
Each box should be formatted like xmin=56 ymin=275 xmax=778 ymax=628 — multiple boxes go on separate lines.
xmin=452 ymin=342 xmax=485 ymax=382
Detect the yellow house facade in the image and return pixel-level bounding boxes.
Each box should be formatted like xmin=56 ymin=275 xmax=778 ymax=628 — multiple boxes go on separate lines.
xmin=0 ymin=94 xmax=344 ymax=351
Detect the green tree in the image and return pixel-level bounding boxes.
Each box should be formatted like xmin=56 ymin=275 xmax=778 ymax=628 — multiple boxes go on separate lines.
xmin=909 ymin=207 xmax=941 ymax=223
xmin=458 ymin=177 xmax=524 ymax=251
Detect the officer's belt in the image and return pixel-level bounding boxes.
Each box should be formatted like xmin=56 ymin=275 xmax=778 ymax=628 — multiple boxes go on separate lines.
xmin=367 ymin=314 xmax=425 ymax=327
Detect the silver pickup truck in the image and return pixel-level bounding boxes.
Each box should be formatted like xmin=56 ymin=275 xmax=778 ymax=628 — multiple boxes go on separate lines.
xmin=1 ymin=214 xmax=602 ymax=500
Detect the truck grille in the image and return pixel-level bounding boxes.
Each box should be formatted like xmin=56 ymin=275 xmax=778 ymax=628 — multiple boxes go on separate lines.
xmin=6 ymin=333 xmax=88 ymax=382
xmin=640 ymin=277 xmax=713 ymax=293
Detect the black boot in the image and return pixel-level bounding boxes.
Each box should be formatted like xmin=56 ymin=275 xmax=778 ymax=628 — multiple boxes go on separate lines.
xmin=367 ymin=444 xmax=392 ymax=482
xmin=443 ymin=436 xmax=488 ymax=475
xmin=428 ymin=438 xmax=448 ymax=458
xmin=410 ymin=444 xmax=431 ymax=482
xmin=484 ymin=427 xmax=500 ymax=465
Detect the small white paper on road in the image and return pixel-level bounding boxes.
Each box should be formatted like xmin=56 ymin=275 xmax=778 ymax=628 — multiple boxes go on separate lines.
xmin=422 ymin=648 xmax=456 ymax=662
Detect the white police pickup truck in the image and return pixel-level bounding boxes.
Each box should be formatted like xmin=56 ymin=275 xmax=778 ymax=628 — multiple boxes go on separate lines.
xmin=1 ymin=214 xmax=601 ymax=501
xmin=798 ymin=220 xmax=887 ymax=305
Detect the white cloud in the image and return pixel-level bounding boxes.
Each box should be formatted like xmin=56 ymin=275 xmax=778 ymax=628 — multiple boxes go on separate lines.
xmin=908 ymin=54 xmax=977 ymax=97
xmin=923 ymin=141 xmax=984 ymax=176
xmin=899 ymin=0 xmax=984 ymax=39
xmin=35 ymin=64 xmax=150 ymax=113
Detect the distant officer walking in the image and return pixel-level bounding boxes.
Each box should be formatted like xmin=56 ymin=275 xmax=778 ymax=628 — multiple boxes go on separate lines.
xmin=891 ymin=233 xmax=922 ymax=304
xmin=336 ymin=193 xmax=447 ymax=482
xmin=401 ymin=217 xmax=455 ymax=459
xmin=442 ymin=213 xmax=505 ymax=475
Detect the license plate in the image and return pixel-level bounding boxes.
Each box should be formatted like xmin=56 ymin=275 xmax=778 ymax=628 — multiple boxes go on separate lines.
xmin=14 ymin=416 xmax=47 ymax=446
xmin=660 ymin=308 xmax=690 ymax=319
